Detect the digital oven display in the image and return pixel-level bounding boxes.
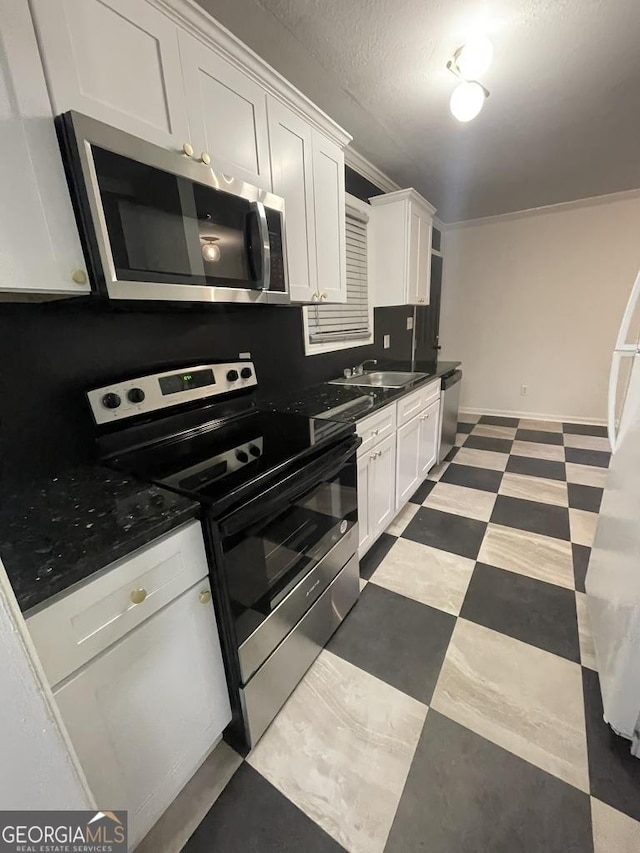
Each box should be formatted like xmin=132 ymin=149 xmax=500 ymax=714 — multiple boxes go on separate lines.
xmin=159 ymin=368 xmax=215 ymax=396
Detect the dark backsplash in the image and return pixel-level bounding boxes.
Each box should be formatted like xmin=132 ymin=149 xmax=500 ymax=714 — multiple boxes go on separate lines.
xmin=0 ymin=299 xmax=414 ymax=484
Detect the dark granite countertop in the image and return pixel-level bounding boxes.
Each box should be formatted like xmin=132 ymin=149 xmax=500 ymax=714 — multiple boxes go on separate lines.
xmin=1 ymin=466 xmax=199 ymax=614
xmin=265 ymin=361 xmax=461 ymax=425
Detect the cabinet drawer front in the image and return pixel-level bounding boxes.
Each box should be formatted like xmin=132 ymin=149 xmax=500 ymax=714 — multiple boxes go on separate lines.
xmin=27 ymin=521 xmax=208 ymax=686
xmin=397 ymin=380 xmax=440 ymax=427
xmin=356 ymin=405 xmax=397 ymax=456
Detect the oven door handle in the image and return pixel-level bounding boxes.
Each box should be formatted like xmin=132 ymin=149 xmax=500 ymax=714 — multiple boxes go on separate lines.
xmin=220 ymin=435 xmax=360 ymax=537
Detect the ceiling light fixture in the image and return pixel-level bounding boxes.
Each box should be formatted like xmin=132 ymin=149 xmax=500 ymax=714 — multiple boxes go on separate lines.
xmin=447 ymin=36 xmax=492 ymax=122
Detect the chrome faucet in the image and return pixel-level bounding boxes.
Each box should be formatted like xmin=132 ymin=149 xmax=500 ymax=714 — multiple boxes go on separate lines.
xmin=352 ymin=359 xmax=377 ymax=377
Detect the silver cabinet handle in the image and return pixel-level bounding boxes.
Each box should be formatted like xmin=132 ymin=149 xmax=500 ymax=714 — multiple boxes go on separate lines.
xmin=320 ymin=292 xmax=328 ymax=301
xmin=200 ymin=152 xmax=211 ymax=165
xmin=71 ymin=269 xmax=87 ymax=285
xmin=371 ymin=429 xmax=379 ymax=436
xmin=182 ymin=142 xmax=194 ymax=157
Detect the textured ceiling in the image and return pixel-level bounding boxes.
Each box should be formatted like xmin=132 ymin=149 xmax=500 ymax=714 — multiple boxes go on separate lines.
xmin=196 ymin=0 xmax=640 ymax=221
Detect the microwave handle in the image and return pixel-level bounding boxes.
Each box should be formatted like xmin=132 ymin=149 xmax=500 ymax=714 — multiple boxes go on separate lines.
xmin=249 ymin=201 xmax=271 ymax=292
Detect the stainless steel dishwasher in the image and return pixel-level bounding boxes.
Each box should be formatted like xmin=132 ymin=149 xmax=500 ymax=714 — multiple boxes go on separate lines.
xmin=439 ymin=369 xmax=463 ymax=462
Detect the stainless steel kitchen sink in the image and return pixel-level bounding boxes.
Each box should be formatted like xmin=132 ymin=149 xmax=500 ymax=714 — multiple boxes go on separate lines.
xmin=330 ymin=371 xmax=430 ymax=388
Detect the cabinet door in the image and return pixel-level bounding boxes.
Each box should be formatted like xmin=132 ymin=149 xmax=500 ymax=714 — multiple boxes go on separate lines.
xmin=311 ymin=131 xmax=347 ymax=303
xmin=267 ymin=98 xmax=317 ymax=301
xmin=396 ymin=414 xmax=422 ymax=509
xmin=357 ymin=454 xmax=372 ymax=557
xmin=179 ymin=31 xmax=271 ymax=189
xmin=407 ymin=204 xmax=432 ymax=305
xmin=418 ymin=400 xmax=440 ymax=478
xmin=54 ymin=580 xmax=231 ymax=848
xmin=369 ymin=434 xmax=397 ymax=536
xmin=30 ymin=0 xmax=189 ymax=151
xmin=0 ymin=0 xmax=88 ymax=294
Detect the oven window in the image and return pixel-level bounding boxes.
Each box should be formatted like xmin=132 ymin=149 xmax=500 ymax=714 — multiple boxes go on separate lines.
xmin=92 ymin=146 xmax=267 ymax=290
xmin=222 ymin=464 xmax=357 ymax=646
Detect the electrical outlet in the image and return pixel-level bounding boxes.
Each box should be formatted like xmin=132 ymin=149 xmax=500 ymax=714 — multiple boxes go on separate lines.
xmin=406 ymin=316 xmax=413 ymax=330
xmin=383 ymin=334 xmax=391 ymax=349
xmin=521 ymin=384 xmax=528 ymax=396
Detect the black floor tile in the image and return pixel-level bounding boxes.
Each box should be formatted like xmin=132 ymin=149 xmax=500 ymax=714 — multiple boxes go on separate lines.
xmin=385 ymin=710 xmax=593 ymax=853
xmin=327 ymin=583 xmax=455 ymax=705
xmin=359 ymin=533 xmax=396 ymax=581
xmin=515 ymin=428 xmax=563 ymax=445
xmin=444 ymin=446 xmax=459 ymax=462
xmin=491 ymin=495 xmax=571 ymax=540
xmin=568 ymin=483 xmax=604 ymax=513
xmin=464 ymin=435 xmax=513 ymax=454
xmin=402 ymin=506 xmax=487 ymax=559
xmin=409 ymin=479 xmax=436 ymax=504
xmin=565 ymin=447 xmax=611 ymax=468
xmin=457 ymin=421 xmax=475 ymax=433
xmin=583 ymin=667 xmax=640 ymax=823
xmin=479 ymin=415 xmax=520 ymax=426
xmin=440 ymin=463 xmax=503 ymax=493
xmin=183 ymin=764 xmax=345 ymax=853
xmin=572 ymin=544 xmax=591 ymax=593
xmin=460 ymin=563 xmax=580 ymax=662
xmin=563 ymin=422 xmax=608 ymax=437
xmin=506 ymin=454 xmax=566 ymax=481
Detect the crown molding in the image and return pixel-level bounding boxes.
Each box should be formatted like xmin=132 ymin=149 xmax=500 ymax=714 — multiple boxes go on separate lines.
xmin=368 ymin=187 xmax=437 ymax=216
xmin=343 ymin=147 xmax=401 ymax=194
xmin=446 ymin=185 xmax=640 ymax=230
xmin=151 ymin=0 xmax=352 ymax=148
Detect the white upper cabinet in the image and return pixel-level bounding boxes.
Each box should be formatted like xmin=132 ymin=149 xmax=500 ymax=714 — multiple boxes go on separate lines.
xmin=267 ymin=97 xmax=317 ymax=300
xmin=369 ymin=188 xmax=436 ymax=307
xmin=0 ymin=0 xmax=88 ymax=295
xmin=311 ymin=131 xmax=347 ymax=303
xmin=267 ymin=97 xmax=346 ymax=303
xmin=29 ymin=0 xmax=190 ymax=151
xmin=179 ymin=31 xmax=272 ymax=188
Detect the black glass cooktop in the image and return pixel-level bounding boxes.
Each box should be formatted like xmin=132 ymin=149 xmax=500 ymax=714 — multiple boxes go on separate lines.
xmin=107 ymin=409 xmax=354 ymax=514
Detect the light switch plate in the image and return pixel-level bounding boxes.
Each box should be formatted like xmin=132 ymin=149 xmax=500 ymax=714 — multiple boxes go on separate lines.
xmin=383 ymin=334 xmax=390 ymax=349
xmin=406 ymin=316 xmax=414 ymax=330
xmin=239 ymin=352 xmax=251 ymax=359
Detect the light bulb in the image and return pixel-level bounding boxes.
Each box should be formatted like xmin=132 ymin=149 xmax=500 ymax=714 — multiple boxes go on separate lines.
xmin=201 ymin=242 xmax=221 ymax=262
xmin=455 ymin=35 xmax=493 ymax=79
xmin=450 ymin=81 xmax=486 ymax=122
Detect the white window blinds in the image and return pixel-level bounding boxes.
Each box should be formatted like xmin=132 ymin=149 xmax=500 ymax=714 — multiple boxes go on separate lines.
xmin=308 ymin=205 xmax=370 ymax=343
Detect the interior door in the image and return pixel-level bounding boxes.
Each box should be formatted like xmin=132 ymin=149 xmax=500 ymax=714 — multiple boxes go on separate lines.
xmin=179 ymin=31 xmax=272 ymax=189
xmin=267 ymin=97 xmax=317 ymax=302
xmin=30 ymin=0 xmax=189 ymax=150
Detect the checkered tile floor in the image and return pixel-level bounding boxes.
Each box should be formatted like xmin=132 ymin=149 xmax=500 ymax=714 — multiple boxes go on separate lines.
xmin=183 ymin=415 xmax=640 ymax=853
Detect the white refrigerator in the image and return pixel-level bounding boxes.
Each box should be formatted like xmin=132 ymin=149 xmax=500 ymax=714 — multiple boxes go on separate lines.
xmin=586 ymin=267 xmax=640 ymax=756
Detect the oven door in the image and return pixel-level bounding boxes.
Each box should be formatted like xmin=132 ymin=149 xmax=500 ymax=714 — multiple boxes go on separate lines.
xmin=218 ymin=437 xmax=359 ymax=684
xmin=58 ymin=111 xmax=289 ymax=304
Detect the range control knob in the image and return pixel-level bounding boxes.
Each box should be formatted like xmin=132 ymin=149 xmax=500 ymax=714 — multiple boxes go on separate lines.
xmin=102 ymin=392 xmax=121 ymax=410
xmin=248 ymin=444 xmax=261 ymax=458
xmin=226 ymin=369 xmax=239 ymax=382
xmin=240 ymin=367 xmax=253 ymax=379
xmin=235 ymin=449 xmax=249 ymax=463
xmin=127 ymin=387 xmax=145 ymax=404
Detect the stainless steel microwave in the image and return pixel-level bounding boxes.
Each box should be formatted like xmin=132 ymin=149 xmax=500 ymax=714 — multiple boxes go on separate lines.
xmin=57 ymin=111 xmax=289 ymax=304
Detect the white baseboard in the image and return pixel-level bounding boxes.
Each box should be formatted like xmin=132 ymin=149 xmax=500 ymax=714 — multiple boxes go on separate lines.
xmin=458 ymin=406 xmax=607 ymax=426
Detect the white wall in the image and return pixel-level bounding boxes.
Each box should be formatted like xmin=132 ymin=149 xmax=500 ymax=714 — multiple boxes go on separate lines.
xmin=440 ymin=191 xmax=640 ymax=422
xmin=0 ymin=561 xmax=94 ymax=809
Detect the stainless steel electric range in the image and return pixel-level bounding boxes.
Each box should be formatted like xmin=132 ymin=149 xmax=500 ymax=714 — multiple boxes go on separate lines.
xmin=87 ymin=361 xmax=360 ymax=750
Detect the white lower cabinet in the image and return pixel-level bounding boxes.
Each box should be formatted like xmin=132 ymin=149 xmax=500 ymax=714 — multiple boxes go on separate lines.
xmin=28 ymin=523 xmax=231 ymax=850
xmin=357 ymin=433 xmax=397 ymax=557
xmin=356 ymin=381 xmax=442 ymax=557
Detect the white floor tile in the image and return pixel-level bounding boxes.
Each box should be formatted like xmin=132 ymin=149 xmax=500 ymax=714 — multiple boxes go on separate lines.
xmin=569 ymin=508 xmax=599 ymax=547
xmin=576 ymin=592 xmax=597 ymax=671
xmin=424 ymin=481 xmax=496 ymax=522
xmin=592 ymin=798 xmax=640 ymax=853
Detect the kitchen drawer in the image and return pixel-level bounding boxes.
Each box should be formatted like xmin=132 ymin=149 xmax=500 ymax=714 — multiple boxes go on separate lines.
xmin=356 ymin=405 xmax=397 ymax=457
xmin=27 ymin=520 xmax=208 ymax=687
xmin=396 ymin=379 xmax=441 ymax=427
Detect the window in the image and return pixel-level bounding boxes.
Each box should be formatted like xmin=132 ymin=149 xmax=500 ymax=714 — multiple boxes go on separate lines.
xmin=303 ymin=194 xmax=373 ymax=355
